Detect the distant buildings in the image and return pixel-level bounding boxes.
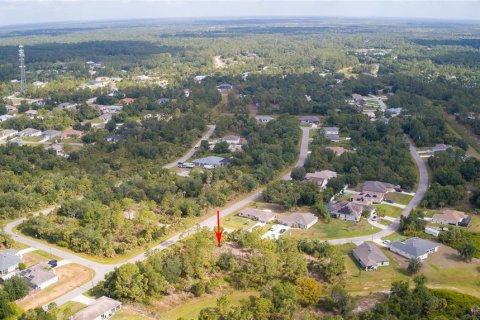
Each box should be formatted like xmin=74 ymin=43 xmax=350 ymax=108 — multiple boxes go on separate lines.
xmin=361 ymin=181 xmax=398 ymax=194
xmin=42 ymin=130 xmax=62 ymax=140
xmin=255 ymin=115 xmax=274 ymax=123
xmin=299 ymin=116 xmax=320 ymax=125
xmin=350 ymin=191 xmax=385 ymax=205
xmin=327 ymin=146 xmax=346 ymax=156
xmin=193 ymin=156 xmax=228 ymax=168
xmin=216 ymin=83 xmax=233 ymax=93
xmin=352 ymin=242 xmax=389 ymax=271
xmin=389 ymin=237 xmax=439 ymax=260
xmin=222 ymin=135 xmax=241 ymax=145
xmin=18 ymin=128 xmax=42 ymax=137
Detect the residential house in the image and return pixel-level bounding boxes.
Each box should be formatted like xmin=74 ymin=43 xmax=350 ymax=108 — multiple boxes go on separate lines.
xmin=389 ymin=237 xmax=439 ymax=260
xmin=194 ymin=75 xmax=208 ymax=82
xmin=99 ymin=113 xmax=113 ymax=123
xmin=121 ymin=98 xmax=136 ymax=104
xmin=73 ymin=296 xmax=122 ymax=320
xmin=278 ymin=212 xmax=318 ymax=229
xmin=101 ymin=105 xmax=123 ymax=114
xmin=157 ymin=98 xmax=171 ymax=104
xmin=305 ymin=170 xmax=337 ymax=190
xmin=106 ymin=135 xmax=123 ymax=143
xmin=255 ymin=115 xmax=274 ymax=123
xmin=238 ymin=208 xmax=277 ymax=223
xmin=216 ymin=83 xmax=233 ymax=93
xmin=299 ymin=116 xmax=320 ymax=125
xmin=42 ymin=130 xmax=62 ymax=140
xmin=0 ymin=129 xmax=18 ymax=140
xmin=432 ymin=209 xmax=471 ymax=227
xmin=361 ymin=181 xmax=397 ymax=193
xmin=323 ymin=127 xmax=339 ymax=135
xmin=20 ymin=263 xmax=58 ymax=290
xmin=61 ymin=128 xmax=83 ymax=140
xmin=352 ymin=243 xmax=389 ymax=271
xmin=325 ymin=134 xmax=340 ymax=142
xmin=18 ymin=128 xmax=42 ymax=137
xmin=425 ymin=227 xmax=441 ymax=237
xmin=45 ymin=144 xmax=67 ymax=157
xmin=352 ymin=93 xmax=366 ymax=105
xmin=24 ymin=110 xmax=38 ymax=118
xmin=57 ymin=102 xmax=78 ymax=110
xmin=431 ymin=144 xmax=450 ymax=153
xmin=328 ymin=201 xmax=374 ymax=222
xmin=222 ymin=135 xmax=241 ymax=145
xmin=0 ymin=249 xmax=22 ymax=276
xmin=386 ymin=108 xmax=402 ymax=117
xmin=193 ymin=156 xmax=228 ymax=168
xmin=350 ymin=191 xmax=385 ymax=205
xmin=327 ymin=146 xmax=345 ymax=156
xmin=0 ymin=115 xmax=13 ymax=122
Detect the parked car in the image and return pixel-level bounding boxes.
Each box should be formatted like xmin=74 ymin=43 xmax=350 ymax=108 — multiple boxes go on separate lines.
xmin=48 ymin=260 xmax=58 ymax=268
xmin=382 ymin=240 xmax=391 ymax=245
xmin=279 ymin=229 xmax=286 ymax=234
xmin=385 ymin=200 xmax=394 ymax=204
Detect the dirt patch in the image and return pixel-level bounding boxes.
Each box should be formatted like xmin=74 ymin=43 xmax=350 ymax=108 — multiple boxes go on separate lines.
xmin=17 ymin=263 xmax=94 ymax=310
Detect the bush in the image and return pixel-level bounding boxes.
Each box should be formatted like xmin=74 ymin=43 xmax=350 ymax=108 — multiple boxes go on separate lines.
xmin=191 ymin=281 xmax=206 ymax=297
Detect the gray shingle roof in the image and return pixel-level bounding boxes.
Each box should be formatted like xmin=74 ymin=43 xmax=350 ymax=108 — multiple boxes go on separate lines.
xmin=193 ymin=156 xmax=227 ymax=166
xmin=0 ymin=249 xmax=21 ymax=271
xmin=390 ymin=237 xmax=438 ymax=258
xmin=353 ymin=243 xmax=388 ymax=267
xmin=73 ymin=296 xmax=122 ymax=320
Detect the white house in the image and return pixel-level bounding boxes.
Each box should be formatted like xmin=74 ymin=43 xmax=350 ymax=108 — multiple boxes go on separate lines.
xmin=0 ymin=249 xmax=22 ymax=276
xmin=20 ymin=263 xmax=58 ymax=290
xmin=222 ymin=135 xmax=241 ymax=145
xmin=323 ymin=127 xmax=339 ymax=135
xmin=73 ymin=296 xmax=122 ymax=320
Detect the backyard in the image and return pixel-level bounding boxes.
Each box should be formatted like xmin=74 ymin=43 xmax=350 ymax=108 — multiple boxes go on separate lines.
xmin=384 ymin=193 xmax=413 ymax=205
xmin=374 ymin=204 xmax=403 ymax=218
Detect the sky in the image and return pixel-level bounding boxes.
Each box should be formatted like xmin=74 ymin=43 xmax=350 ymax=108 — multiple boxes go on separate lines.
xmin=0 ymin=0 xmax=479 ymax=27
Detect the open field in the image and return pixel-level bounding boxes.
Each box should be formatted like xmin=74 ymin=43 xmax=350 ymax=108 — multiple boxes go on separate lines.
xmin=345 ymin=244 xmax=480 ymax=298
xmin=222 ymin=214 xmax=257 ymax=231
xmin=112 ymin=309 xmax=150 ymax=320
xmin=56 ymin=301 xmax=86 ymax=319
xmin=23 ymin=249 xmax=59 ymax=267
xmin=160 ymin=290 xmax=258 ymax=320
xmin=285 ymin=219 xmax=380 ymax=240
xmin=374 ymin=204 xmax=403 ymax=218
xmin=17 ymin=263 xmax=94 ymax=310
xmin=384 ymin=193 xmax=413 ymax=205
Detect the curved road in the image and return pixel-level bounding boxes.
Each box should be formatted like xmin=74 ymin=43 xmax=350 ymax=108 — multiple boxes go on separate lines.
xmin=5 ymin=126 xmax=313 ymax=308
xmin=328 ymin=139 xmax=428 ymax=245
xmin=5 ymin=130 xmax=427 ymax=307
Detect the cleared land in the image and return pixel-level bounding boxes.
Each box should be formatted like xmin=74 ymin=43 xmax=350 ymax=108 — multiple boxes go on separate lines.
xmin=23 ymin=250 xmax=59 ymax=267
xmin=111 ymin=309 xmax=150 ymax=320
xmin=17 ymin=263 xmax=94 ymax=310
xmin=285 ymin=219 xmax=380 ymax=240
xmin=160 ymin=290 xmax=258 ymax=320
xmin=384 ymin=193 xmax=413 ymax=205
xmin=56 ymin=301 xmax=86 ymax=319
xmin=345 ymin=244 xmax=480 ymax=298
xmin=374 ymin=204 xmax=403 ymax=218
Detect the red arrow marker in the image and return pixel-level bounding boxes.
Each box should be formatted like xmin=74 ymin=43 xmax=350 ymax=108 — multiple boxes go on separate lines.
xmin=215 ymin=209 xmax=222 ymax=246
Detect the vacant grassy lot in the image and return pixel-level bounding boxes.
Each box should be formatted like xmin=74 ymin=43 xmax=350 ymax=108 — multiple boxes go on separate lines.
xmin=17 ymin=263 xmax=94 ymax=310
xmin=374 ymin=204 xmax=403 ymax=218
xmin=56 ymin=301 xmax=86 ymax=319
xmin=286 ymin=219 xmax=380 ymax=240
xmin=384 ymin=193 xmax=413 ymax=205
xmin=222 ymin=214 xmax=257 ymax=231
xmin=23 ymin=250 xmax=59 ymax=267
xmin=345 ymin=244 xmax=480 ymax=298
xmin=111 ymin=309 xmax=150 ymax=320
xmin=161 ymin=290 xmax=258 ymax=320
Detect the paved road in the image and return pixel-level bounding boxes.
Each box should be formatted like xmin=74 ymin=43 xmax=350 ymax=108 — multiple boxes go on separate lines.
xmin=4 ymin=125 xmax=313 ymax=308
xmin=328 ymin=139 xmax=428 ymax=245
xmin=162 ymin=125 xmax=216 ymax=169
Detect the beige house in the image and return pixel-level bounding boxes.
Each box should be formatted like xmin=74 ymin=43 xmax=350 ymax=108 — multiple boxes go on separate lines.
xmin=73 ymin=296 xmax=122 ymax=320
xmin=278 ymin=212 xmax=318 ymax=229
xmin=305 ymin=170 xmax=337 ymax=190
xmin=238 ymin=208 xmax=277 ymax=223
xmin=328 ymin=201 xmax=374 ymax=222
xmin=361 ymin=181 xmax=397 ymax=193
xmin=432 ymin=209 xmax=470 ymax=227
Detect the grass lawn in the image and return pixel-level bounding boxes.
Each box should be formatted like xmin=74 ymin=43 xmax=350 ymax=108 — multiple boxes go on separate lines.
xmin=222 ymin=214 xmax=257 ymax=231
xmin=380 ymin=219 xmax=392 ymax=227
xmin=161 ymin=290 xmax=258 ymax=320
xmin=56 ymin=301 xmax=86 ymax=319
xmin=374 ymin=204 xmax=403 ymax=218
xmin=345 ymin=244 xmax=480 ymax=298
xmin=17 ymin=263 xmax=94 ymax=310
xmin=285 ymin=219 xmax=380 ymax=240
xmin=384 ymin=193 xmax=413 ymax=205
xmin=23 ymin=250 xmax=59 ymax=267
xmin=466 ymin=215 xmax=480 ymax=233
xmin=111 ymin=309 xmax=149 ymax=320
xmin=381 ymin=232 xmax=407 ymax=242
